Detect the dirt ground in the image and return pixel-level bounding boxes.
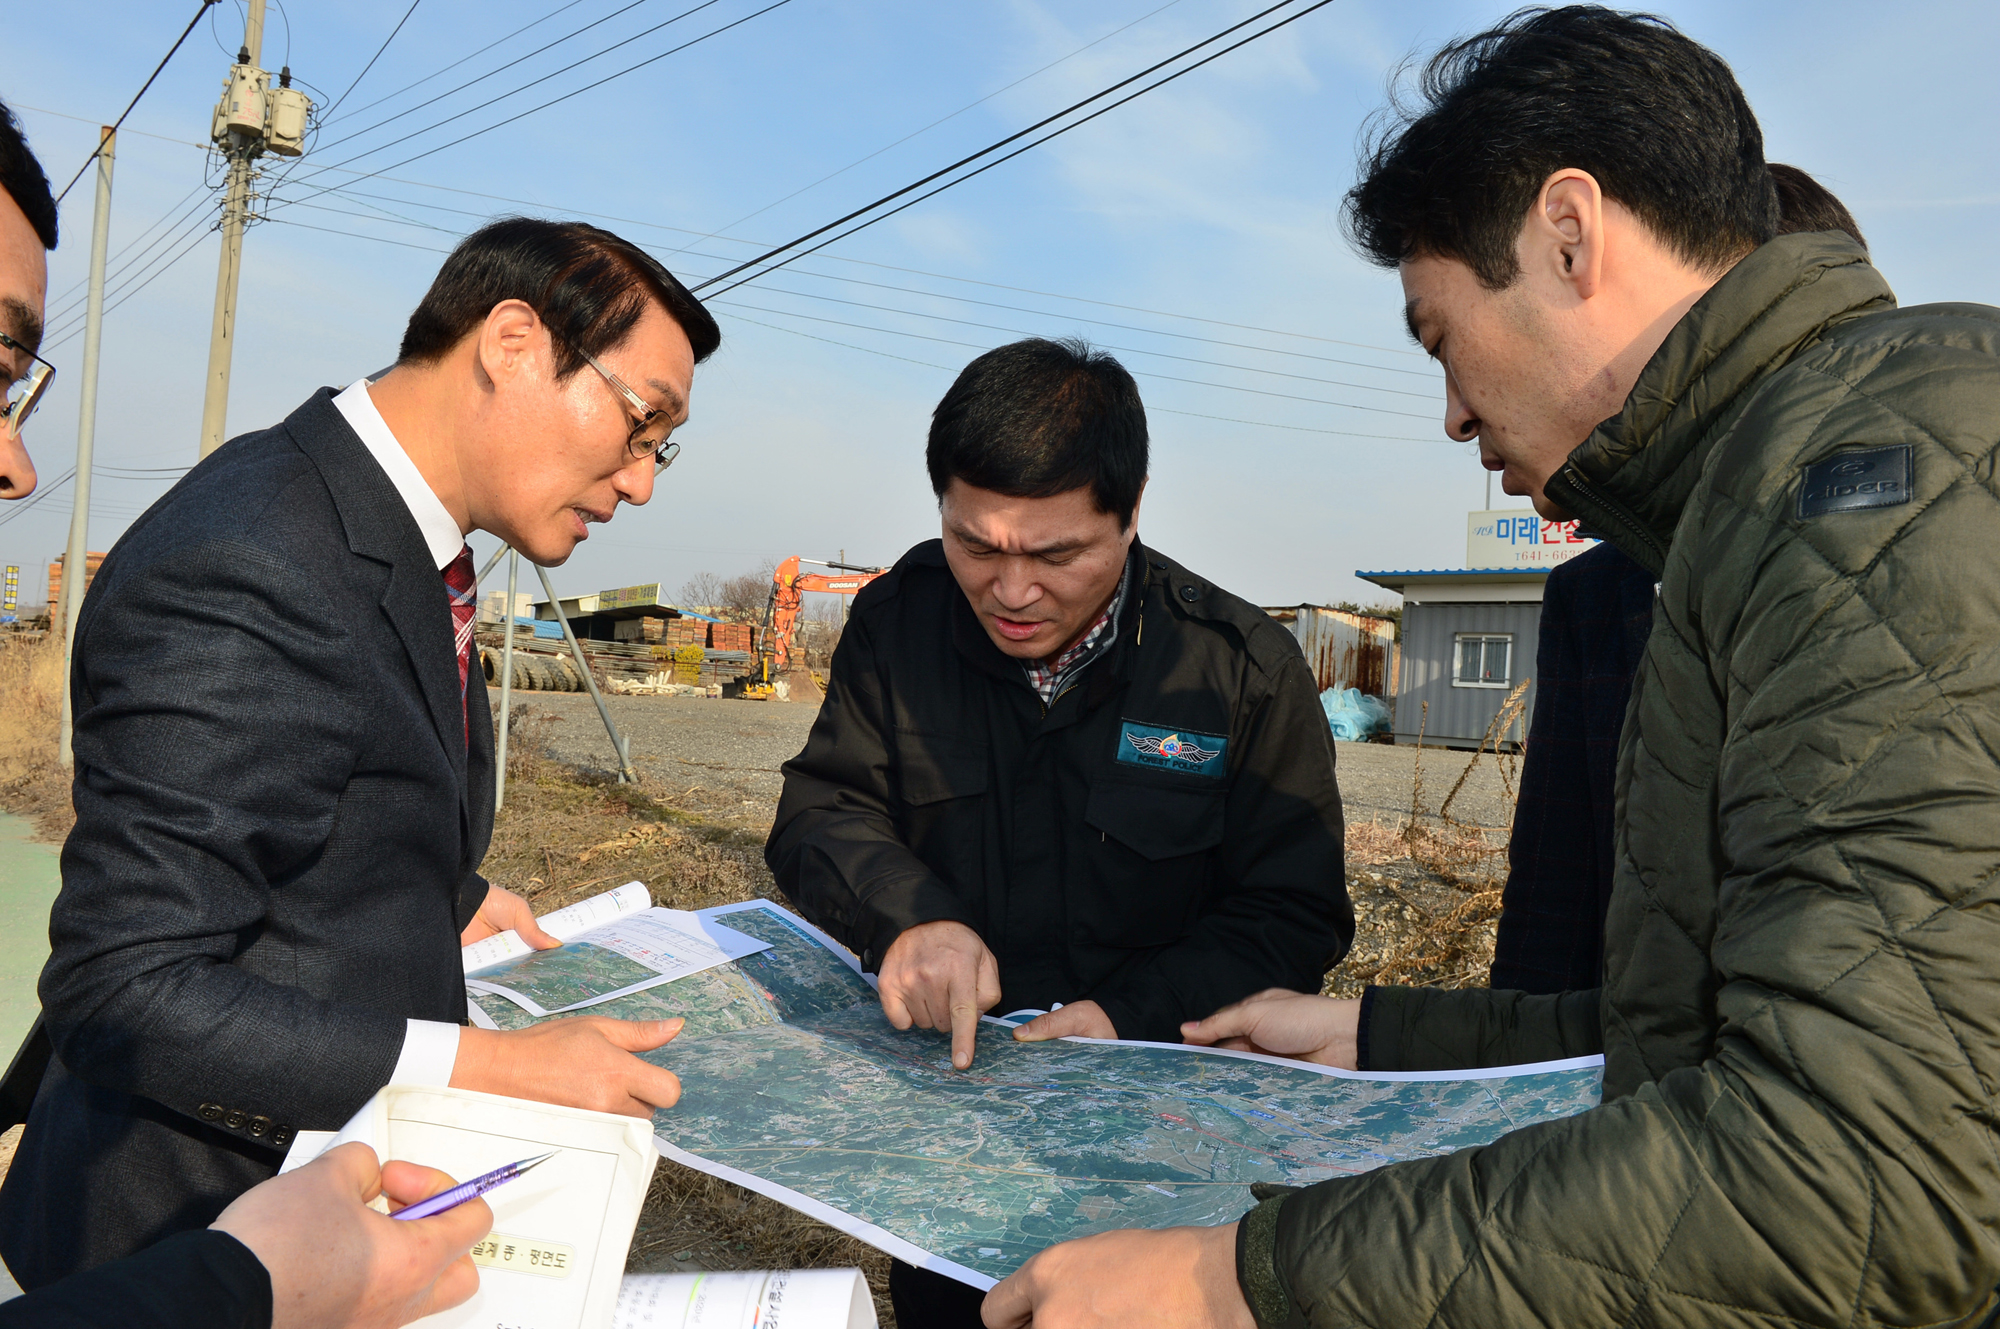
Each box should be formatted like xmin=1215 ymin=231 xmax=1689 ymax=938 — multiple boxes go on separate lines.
xmin=0 ymin=634 xmax=1519 ymax=1323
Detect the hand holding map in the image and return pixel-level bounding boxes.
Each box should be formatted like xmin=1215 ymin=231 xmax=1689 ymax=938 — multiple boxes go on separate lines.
xmin=1181 ymin=988 xmax=1362 ymax=1068
xmin=466 ymin=906 xmax=771 ymax=1019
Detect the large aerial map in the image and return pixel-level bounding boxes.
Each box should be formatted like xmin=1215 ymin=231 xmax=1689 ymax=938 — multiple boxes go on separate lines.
xmin=470 ymin=901 xmax=1604 ymax=1287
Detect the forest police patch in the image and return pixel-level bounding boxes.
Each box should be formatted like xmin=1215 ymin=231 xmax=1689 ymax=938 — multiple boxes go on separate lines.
xmin=1117 ymin=720 xmax=1228 ymax=778
xmin=1798 ymin=444 xmax=1912 ymax=518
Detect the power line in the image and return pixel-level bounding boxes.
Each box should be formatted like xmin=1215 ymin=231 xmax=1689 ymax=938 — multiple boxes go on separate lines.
xmin=721 ymin=311 xmax=1438 ymax=444
xmin=315 ymin=0 xmax=657 ymax=147
xmin=251 ymin=212 xmax=1437 ymax=442
xmin=45 ymin=215 xmax=218 ymax=351
xmin=265 ymin=196 xmax=1437 ymax=407
xmin=272 ymin=0 xmax=734 ymax=195
xmin=45 ymin=181 xmax=211 ymax=317
xmin=10 ymin=102 xmax=208 ymax=151
xmin=711 ymin=297 xmax=1435 ymax=419
xmin=691 ymin=0 xmax=1331 ymax=295
xmin=325 ymin=0 xmax=588 ymax=126
xmin=319 ymin=0 xmax=425 ymax=122
xmin=665 ymin=0 xmax=1190 ymax=260
xmin=52 ymin=0 xmax=221 ymax=206
xmin=721 ymin=282 xmax=1439 ymax=399
xmin=280 ymin=163 xmax=1425 ymax=359
xmin=316 ymin=179 xmax=1433 ymax=376
xmin=45 ymin=198 xmax=219 ymax=345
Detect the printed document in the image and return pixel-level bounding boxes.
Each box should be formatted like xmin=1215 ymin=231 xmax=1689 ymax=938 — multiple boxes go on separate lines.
xmin=612 ymin=1270 xmax=875 ymax=1329
xmin=288 ymin=1085 xmax=658 ymax=1329
xmin=462 ymin=881 xmax=654 ymax=971
xmin=465 ymin=906 xmax=770 ymax=1019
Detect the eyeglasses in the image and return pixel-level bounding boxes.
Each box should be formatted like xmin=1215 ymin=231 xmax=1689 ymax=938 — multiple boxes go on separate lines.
xmin=576 ymin=347 xmax=680 ymax=474
xmin=0 ymin=332 xmax=55 ymax=439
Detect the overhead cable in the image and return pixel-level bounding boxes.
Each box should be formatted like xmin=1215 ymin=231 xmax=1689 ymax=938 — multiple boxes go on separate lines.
xmin=275 ymin=190 xmax=1430 ymax=398
xmin=268 ymin=0 xmax=742 ymax=201
xmin=261 ymin=206 xmax=1436 ymax=409
xmin=710 ymin=297 xmax=1435 ymax=419
xmin=315 ymin=0 xmax=656 ymax=147
xmin=691 ymin=0 xmax=1335 ymax=295
xmin=666 ymin=0 xmax=1189 ymax=258
xmin=281 ymin=164 xmax=1425 ymax=359
xmin=319 ymin=0 xmax=426 ymax=122
xmin=253 ymin=213 xmax=1435 ymax=441
xmin=327 ymin=0 xmax=587 ymax=126
xmin=52 ymin=0 xmax=221 ymax=206
xmin=721 ymin=312 xmax=1438 ymax=445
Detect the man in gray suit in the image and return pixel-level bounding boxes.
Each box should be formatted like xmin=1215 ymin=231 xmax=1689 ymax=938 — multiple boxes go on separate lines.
xmin=0 ymin=216 xmax=719 ymax=1285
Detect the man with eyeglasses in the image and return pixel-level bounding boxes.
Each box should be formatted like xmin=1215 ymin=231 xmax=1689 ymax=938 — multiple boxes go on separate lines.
xmin=0 ymin=100 xmax=57 ymax=499
xmin=0 ymin=216 xmax=720 ymax=1288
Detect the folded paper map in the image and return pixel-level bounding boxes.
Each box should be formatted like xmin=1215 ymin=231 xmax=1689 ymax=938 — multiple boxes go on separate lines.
xmin=461 ymin=881 xmax=654 ymax=972
xmin=468 ymin=900 xmax=1604 ymax=1289
xmin=465 ymin=904 xmax=770 ymax=1019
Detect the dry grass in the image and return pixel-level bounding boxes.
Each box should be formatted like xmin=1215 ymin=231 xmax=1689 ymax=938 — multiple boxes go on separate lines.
xmin=1326 ymin=684 xmax=1528 ymax=998
xmin=0 ymin=632 xmax=71 ymax=841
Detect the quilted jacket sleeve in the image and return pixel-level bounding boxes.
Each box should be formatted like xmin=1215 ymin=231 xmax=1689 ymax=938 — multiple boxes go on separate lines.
xmin=1237 ymin=327 xmax=2000 ymax=1327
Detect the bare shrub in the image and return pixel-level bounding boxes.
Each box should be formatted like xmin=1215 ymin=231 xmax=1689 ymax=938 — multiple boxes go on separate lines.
xmin=0 ymin=632 xmax=72 ymax=839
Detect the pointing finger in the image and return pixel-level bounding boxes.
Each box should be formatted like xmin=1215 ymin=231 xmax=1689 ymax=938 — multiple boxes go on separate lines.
xmin=949 ymin=984 xmax=981 ymax=1071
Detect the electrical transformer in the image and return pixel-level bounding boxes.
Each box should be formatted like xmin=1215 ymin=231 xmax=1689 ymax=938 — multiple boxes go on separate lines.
xmin=211 ymin=63 xmax=269 ymax=143
xmin=265 ymin=86 xmax=312 ymax=157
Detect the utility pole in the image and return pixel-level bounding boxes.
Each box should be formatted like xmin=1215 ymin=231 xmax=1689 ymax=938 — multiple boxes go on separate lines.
xmin=57 ymin=128 xmax=116 ymax=767
xmin=198 ymin=0 xmax=264 ymax=458
xmin=196 ymin=0 xmax=309 ymax=457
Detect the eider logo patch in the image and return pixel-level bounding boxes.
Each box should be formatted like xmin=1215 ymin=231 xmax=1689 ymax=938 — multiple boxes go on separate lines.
xmin=1798 ymin=444 xmax=1912 ymax=519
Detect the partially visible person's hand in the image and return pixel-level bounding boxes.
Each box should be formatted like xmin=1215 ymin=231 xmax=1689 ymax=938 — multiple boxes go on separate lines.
xmin=451 ymin=1016 xmax=684 ymax=1117
xmin=1181 ymin=989 xmax=1362 ymax=1069
xmin=981 ymin=1225 xmax=1253 ymax=1329
xmin=878 ymin=920 xmax=1001 ymax=1070
xmin=1011 ymin=1000 xmax=1117 ymax=1044
xmin=458 ymin=884 xmax=561 ymax=949
xmin=211 ymin=1141 xmax=489 ymax=1329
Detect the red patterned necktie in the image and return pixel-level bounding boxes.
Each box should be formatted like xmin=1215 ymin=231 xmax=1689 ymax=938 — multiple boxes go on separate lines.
xmin=443 ymin=544 xmax=476 ymax=746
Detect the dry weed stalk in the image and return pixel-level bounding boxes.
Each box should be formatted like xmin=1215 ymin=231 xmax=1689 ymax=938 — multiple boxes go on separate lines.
xmin=1359 ymin=681 xmax=1531 ymax=989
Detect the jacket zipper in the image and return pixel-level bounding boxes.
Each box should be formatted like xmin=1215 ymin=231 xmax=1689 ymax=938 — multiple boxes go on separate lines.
xmin=1547 ymin=459 xmax=1669 ymax=573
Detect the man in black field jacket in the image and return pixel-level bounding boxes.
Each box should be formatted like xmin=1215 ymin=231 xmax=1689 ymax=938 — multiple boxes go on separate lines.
xmin=0 ymin=218 xmax=716 ymax=1287
xmin=766 ymin=339 xmax=1351 ymax=1329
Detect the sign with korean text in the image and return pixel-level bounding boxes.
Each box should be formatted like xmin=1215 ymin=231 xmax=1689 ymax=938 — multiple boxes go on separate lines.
xmin=1466 ymin=510 xmax=1598 ymax=569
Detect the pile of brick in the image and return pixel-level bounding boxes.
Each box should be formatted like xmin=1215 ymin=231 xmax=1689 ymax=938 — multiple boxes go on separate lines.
xmin=663 ymin=617 xmax=707 ymax=648
xmin=710 ymin=622 xmax=754 ymax=652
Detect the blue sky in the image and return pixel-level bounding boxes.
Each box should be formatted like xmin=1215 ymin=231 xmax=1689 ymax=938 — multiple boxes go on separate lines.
xmin=4 ymin=0 xmax=1996 ymax=612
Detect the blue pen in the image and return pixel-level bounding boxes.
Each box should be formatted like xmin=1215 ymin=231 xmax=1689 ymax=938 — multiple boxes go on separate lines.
xmin=391 ymin=1150 xmax=557 ymax=1221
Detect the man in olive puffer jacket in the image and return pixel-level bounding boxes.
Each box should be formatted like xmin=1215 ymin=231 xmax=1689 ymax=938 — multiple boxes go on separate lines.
xmin=982 ymin=9 xmax=2000 ymax=1328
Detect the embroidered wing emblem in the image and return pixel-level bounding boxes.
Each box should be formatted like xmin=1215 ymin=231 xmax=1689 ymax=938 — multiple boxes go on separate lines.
xmin=1124 ymin=731 xmax=1219 ymax=766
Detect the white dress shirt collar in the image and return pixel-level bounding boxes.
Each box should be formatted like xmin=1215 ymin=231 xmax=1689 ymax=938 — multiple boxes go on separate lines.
xmin=333 ymin=378 xmax=465 ymax=572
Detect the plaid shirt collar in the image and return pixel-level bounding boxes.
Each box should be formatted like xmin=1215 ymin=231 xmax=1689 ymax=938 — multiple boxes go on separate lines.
xmin=1022 ymin=559 xmax=1133 ymax=706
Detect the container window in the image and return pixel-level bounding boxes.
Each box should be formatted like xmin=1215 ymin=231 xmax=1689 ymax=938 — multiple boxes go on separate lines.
xmin=1452 ymin=634 xmax=1513 ymax=688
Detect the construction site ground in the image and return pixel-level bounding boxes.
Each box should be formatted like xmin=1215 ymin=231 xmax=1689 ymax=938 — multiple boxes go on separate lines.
xmin=504 ymin=689 xmax=1518 ymax=837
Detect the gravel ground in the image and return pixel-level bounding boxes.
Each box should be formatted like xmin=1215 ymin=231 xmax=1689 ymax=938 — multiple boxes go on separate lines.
xmin=500 ymin=691 xmax=1517 ymax=834
xmin=501 ymin=692 xmax=822 ymax=832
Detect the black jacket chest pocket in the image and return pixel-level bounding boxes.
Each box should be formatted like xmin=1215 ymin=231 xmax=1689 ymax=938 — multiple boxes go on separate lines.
xmin=1081 ymin=778 xmax=1225 ymax=947
xmin=894 ymin=732 xmax=989 ymax=806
